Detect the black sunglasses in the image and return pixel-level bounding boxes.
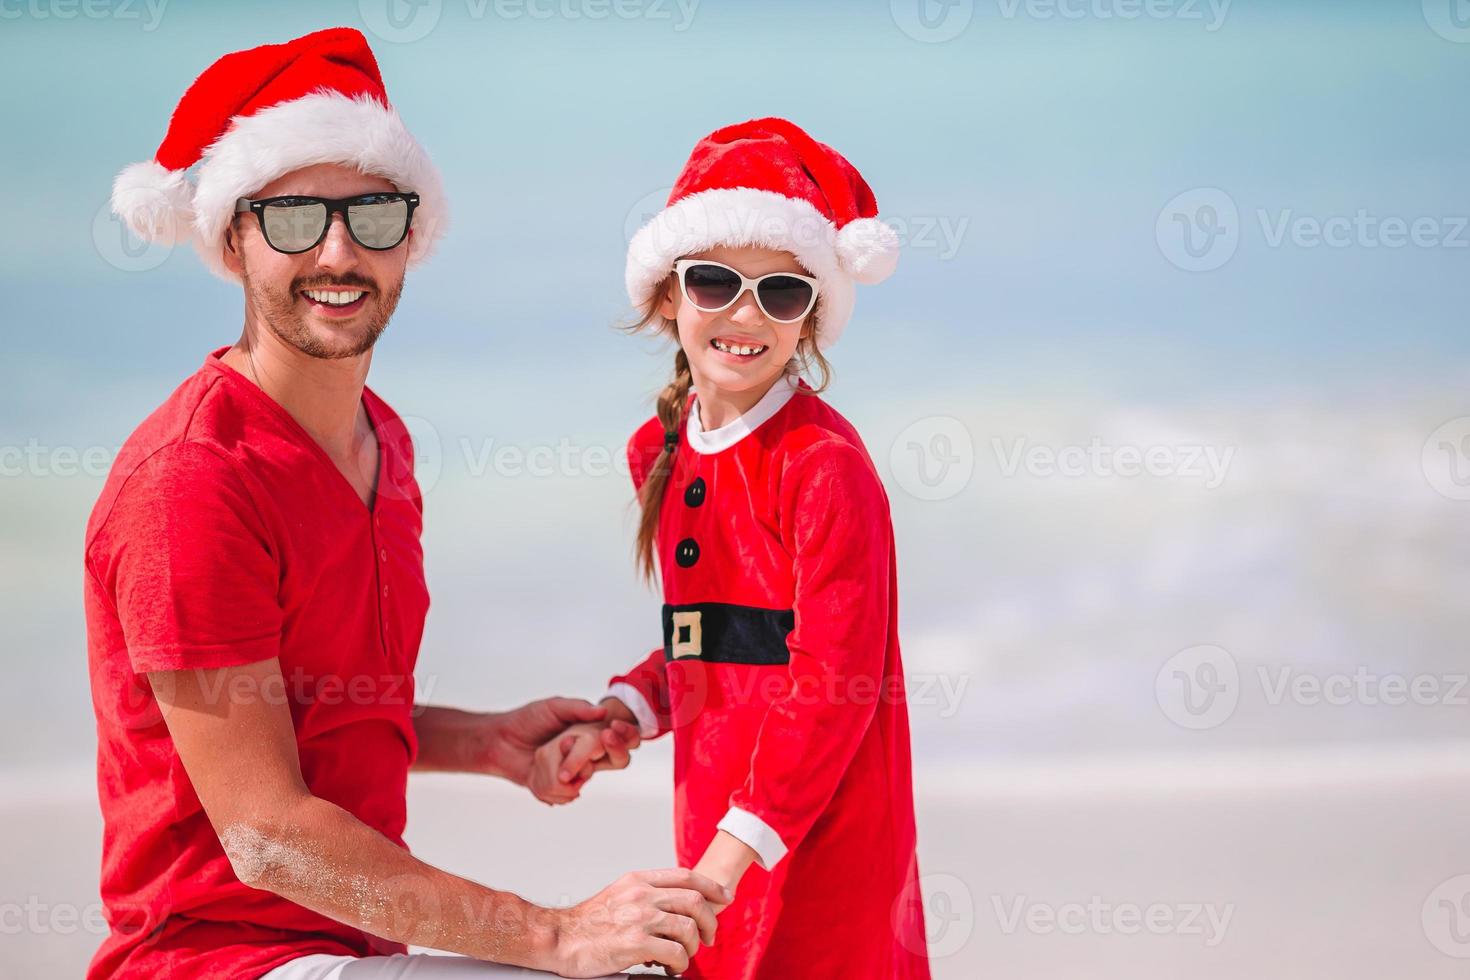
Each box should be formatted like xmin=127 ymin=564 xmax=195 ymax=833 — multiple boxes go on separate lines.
xmin=234 ymin=192 xmax=419 ymax=254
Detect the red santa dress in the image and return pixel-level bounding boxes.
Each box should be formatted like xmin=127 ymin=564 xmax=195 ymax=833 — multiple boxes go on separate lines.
xmin=606 ymin=375 xmax=932 ymax=979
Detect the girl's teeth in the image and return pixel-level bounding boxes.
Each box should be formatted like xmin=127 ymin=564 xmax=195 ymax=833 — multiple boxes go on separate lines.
xmin=712 ymin=339 xmax=767 ymax=356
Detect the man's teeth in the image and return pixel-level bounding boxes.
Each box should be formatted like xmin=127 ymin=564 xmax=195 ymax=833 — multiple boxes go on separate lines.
xmin=712 ymin=339 xmax=768 ymax=356
xmin=303 ymin=289 xmax=366 ymax=306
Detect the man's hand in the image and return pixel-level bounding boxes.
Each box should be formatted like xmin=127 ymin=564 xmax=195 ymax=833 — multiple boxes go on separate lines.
xmin=490 ymin=697 xmax=609 ymax=789
xmin=551 ymin=868 xmax=730 ymax=978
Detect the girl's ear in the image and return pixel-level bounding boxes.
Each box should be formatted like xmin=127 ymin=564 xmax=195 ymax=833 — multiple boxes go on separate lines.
xmin=657 ymin=278 xmax=679 ymax=322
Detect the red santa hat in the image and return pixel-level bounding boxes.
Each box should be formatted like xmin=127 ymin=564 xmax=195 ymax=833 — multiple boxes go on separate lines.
xmin=110 ymin=27 xmax=445 ymax=282
xmin=626 ymin=117 xmax=898 ymax=350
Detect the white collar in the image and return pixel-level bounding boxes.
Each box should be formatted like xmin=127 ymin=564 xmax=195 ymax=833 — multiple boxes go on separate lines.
xmin=687 ymin=374 xmax=801 ymax=455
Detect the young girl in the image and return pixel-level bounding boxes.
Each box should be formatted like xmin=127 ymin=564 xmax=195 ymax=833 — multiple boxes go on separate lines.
xmin=534 ymin=118 xmax=931 ymax=978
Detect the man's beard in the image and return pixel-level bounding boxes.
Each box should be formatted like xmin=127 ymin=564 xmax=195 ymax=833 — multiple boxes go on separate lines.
xmin=241 ymin=264 xmax=404 ymax=360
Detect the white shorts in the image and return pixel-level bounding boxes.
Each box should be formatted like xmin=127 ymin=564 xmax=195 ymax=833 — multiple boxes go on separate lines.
xmin=260 ymin=952 xmax=635 ymax=979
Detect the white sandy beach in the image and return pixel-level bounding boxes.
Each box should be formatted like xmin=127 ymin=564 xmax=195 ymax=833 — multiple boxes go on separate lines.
xmin=6 ymin=740 xmax=1469 ymax=978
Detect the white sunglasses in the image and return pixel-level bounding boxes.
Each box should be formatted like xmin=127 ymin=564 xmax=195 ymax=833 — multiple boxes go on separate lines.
xmin=673 ymin=259 xmax=820 ymax=323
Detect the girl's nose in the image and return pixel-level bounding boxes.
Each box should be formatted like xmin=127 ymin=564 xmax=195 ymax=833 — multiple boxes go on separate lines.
xmin=727 ymin=290 xmax=764 ymax=325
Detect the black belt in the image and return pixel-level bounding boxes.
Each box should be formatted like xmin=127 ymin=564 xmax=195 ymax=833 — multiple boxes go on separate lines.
xmin=662 ymin=602 xmax=794 ymax=665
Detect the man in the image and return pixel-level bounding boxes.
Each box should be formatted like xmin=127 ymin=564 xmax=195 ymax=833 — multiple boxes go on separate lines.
xmin=88 ymin=28 xmax=725 ymax=979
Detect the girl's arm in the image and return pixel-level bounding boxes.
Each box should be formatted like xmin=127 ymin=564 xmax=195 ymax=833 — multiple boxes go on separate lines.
xmin=604 ymin=646 xmax=674 ymax=740
xmin=715 ymin=442 xmax=895 ymax=876
xmin=692 ymin=831 xmax=759 ymax=911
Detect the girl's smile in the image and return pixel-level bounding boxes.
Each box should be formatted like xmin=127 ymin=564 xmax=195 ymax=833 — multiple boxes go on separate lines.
xmin=709 ymin=335 xmax=770 ymax=359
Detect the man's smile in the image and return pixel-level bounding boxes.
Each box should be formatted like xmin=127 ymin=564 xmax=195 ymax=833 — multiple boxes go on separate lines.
xmin=299 ymin=287 xmax=370 ymax=317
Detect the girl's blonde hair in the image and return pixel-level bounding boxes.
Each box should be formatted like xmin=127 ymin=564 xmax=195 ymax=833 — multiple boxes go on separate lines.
xmin=627 ymin=273 xmax=831 ymax=584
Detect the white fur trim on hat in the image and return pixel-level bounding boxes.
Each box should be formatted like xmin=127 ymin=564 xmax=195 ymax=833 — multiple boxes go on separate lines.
xmin=626 ymin=187 xmax=900 ymax=350
xmin=186 ymin=90 xmax=446 ymax=282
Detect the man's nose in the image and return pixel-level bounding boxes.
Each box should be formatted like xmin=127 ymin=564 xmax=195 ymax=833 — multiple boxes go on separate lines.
xmin=315 ymin=213 xmax=360 ymax=271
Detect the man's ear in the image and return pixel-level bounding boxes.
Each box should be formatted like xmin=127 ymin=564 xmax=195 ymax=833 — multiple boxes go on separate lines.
xmin=221 ymin=216 xmax=244 ymax=277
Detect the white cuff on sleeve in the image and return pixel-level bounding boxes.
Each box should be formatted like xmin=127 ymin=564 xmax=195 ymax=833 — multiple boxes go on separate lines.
xmin=603 ymin=683 xmax=660 ymax=739
xmin=716 ymin=806 xmax=788 ymax=870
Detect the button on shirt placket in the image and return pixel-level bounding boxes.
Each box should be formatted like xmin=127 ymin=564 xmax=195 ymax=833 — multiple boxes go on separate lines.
xmin=674 ymin=473 xmax=706 ymax=570
xmin=372 ymin=510 xmax=392 ymax=657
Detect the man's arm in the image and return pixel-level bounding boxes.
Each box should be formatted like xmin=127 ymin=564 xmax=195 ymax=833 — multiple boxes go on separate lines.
xmin=411 ymin=705 xmax=504 ymax=774
xmin=155 ymin=658 xmax=727 ymax=975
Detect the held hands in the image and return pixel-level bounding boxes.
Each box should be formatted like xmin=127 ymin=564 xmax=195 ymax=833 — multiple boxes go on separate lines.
xmin=528 ymin=700 xmax=644 ymax=805
xmin=492 ymin=697 xmax=609 ymax=789
xmin=528 ymin=722 xmax=599 ymax=805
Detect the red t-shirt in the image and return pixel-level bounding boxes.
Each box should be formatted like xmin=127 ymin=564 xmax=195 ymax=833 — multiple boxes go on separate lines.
xmin=83 ymin=349 xmax=430 ymax=980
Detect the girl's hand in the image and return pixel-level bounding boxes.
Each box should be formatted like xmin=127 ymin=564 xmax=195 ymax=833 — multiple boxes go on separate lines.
xmin=529 ymin=728 xmax=601 ymax=805
xmin=531 ymin=713 xmax=643 ymax=804
xmin=551 ymin=722 xmax=617 ymax=785
xmin=587 ymin=718 xmax=644 ymax=774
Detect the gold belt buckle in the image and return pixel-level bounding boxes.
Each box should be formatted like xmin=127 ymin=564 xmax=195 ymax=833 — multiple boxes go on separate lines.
xmin=670 ymin=610 xmax=704 ymax=660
